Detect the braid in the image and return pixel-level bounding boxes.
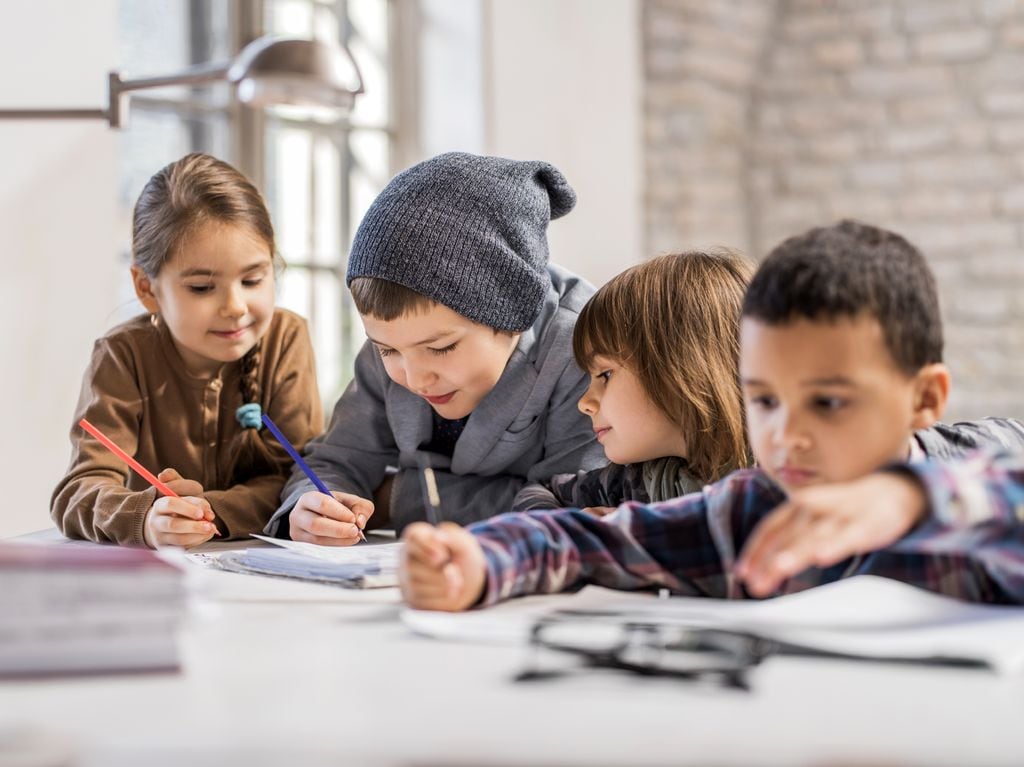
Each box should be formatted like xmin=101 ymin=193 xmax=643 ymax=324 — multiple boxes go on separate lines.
xmin=226 ymin=342 xmax=285 ymax=484
xmin=240 ymin=344 xmax=261 ymax=405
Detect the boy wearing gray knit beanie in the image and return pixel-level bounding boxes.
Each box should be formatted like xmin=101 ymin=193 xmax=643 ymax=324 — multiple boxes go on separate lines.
xmin=266 ymin=152 xmax=606 ymax=541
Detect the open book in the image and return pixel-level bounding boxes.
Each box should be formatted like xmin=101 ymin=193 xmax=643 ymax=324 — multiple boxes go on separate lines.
xmin=402 ymin=576 xmax=1024 ymax=674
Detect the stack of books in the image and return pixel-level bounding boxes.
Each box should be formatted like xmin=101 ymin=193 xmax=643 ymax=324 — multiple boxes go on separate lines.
xmin=0 ymin=542 xmax=185 ymax=676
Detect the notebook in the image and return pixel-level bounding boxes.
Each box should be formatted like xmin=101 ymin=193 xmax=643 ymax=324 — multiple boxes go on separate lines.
xmin=204 ymin=534 xmax=401 ymax=588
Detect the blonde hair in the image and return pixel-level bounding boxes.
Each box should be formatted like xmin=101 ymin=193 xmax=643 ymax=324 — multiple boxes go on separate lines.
xmin=573 ymin=250 xmax=754 ymax=482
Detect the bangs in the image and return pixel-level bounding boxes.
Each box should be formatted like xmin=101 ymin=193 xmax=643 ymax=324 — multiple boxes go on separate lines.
xmin=572 ymin=293 xmax=630 ymax=370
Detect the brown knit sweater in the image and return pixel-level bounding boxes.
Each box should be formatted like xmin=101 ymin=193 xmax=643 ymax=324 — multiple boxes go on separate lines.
xmin=51 ymin=308 xmax=323 ymax=546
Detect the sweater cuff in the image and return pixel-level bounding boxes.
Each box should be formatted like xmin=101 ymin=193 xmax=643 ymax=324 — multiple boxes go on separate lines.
xmin=131 ymin=486 xmax=159 ymax=548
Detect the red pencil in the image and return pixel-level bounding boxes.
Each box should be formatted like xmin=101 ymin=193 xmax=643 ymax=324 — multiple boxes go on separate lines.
xmin=78 ymin=418 xmax=179 ymax=498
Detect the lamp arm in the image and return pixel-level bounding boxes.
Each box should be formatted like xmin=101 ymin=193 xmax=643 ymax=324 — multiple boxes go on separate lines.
xmin=0 ymin=108 xmax=108 ymax=121
xmin=108 ymin=62 xmax=230 ymax=128
xmin=0 ymin=61 xmax=230 ymax=128
xmin=113 ymin=61 xmax=230 ymax=93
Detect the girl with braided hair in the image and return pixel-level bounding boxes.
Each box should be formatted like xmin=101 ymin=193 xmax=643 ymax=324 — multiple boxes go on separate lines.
xmin=52 ymin=153 xmax=323 ymax=548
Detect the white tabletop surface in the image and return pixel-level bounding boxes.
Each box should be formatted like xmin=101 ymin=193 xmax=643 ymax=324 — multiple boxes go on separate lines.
xmin=4 ymin=531 xmax=1024 ymax=766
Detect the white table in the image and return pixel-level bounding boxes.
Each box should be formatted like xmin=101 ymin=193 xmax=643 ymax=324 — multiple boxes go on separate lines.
xmin=4 ymin=532 xmax=1024 ymax=766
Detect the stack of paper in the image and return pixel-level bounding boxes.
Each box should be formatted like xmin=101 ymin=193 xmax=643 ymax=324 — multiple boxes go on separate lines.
xmin=207 ymin=535 xmax=402 ymax=588
xmin=402 ymin=576 xmax=1024 ymax=674
xmin=0 ymin=542 xmax=185 ymax=676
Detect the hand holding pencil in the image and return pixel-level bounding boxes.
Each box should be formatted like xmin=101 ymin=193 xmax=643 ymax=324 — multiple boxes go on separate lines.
xmin=400 ymin=522 xmax=487 ymax=611
xmin=78 ymin=418 xmax=218 ymax=549
xmin=261 ymin=413 xmax=373 ymax=546
xmin=399 ymin=458 xmax=487 ymax=611
xmin=143 ymin=468 xmax=219 ymax=549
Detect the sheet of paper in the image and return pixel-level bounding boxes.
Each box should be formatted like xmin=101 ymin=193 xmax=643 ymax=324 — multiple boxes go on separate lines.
xmin=401 ymin=576 xmax=1024 ymax=674
xmin=250 ymin=534 xmax=402 ymax=566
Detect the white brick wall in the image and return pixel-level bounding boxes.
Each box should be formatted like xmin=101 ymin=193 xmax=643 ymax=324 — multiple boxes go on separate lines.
xmin=644 ymin=0 xmax=1024 ymax=420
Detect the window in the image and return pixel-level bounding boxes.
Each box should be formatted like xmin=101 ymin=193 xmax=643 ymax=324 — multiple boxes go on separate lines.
xmin=263 ymin=0 xmax=395 ymax=405
xmin=118 ymin=0 xmax=399 ymax=407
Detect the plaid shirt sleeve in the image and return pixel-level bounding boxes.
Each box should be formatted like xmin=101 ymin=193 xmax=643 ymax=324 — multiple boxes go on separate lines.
xmin=471 ymin=470 xmax=782 ymax=606
xmin=471 ymin=457 xmax=1024 ymax=608
xmin=872 ymin=450 xmax=1024 ymax=603
xmin=890 ymin=449 xmax=1024 ymax=528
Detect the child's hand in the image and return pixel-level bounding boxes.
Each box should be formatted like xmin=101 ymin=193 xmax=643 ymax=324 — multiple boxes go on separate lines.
xmin=736 ymin=473 xmax=928 ymax=597
xmin=289 ymin=490 xmax=374 ymax=546
xmin=400 ymin=522 xmax=487 ymax=611
xmin=157 ymin=468 xmax=212 ymax=512
xmin=143 ymin=483 xmax=217 ymax=550
xmin=583 ymin=506 xmax=616 ymax=517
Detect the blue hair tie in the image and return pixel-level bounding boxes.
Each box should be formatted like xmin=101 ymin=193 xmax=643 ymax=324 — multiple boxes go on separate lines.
xmin=236 ymin=403 xmax=263 ymax=430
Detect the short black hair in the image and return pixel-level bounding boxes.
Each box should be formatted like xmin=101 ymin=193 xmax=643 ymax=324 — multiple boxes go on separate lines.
xmin=742 ymin=220 xmax=943 ymax=374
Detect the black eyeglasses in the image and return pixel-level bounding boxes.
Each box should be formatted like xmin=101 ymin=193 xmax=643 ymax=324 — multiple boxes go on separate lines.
xmin=516 ymin=611 xmax=775 ymax=690
xmin=515 ymin=608 xmax=990 ymax=687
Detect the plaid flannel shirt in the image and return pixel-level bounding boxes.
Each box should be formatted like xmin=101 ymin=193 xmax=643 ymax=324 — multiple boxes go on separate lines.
xmin=471 ymin=450 xmax=1024 ymax=607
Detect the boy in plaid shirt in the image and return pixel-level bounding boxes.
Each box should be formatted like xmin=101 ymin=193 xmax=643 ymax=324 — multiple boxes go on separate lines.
xmin=400 ymin=221 xmax=1024 ymax=609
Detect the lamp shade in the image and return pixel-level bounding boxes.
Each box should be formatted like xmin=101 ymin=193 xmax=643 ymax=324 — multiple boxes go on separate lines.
xmin=228 ymin=37 xmax=364 ymax=113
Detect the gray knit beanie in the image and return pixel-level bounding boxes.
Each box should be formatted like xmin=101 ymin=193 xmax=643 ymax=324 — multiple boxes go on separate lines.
xmin=346 ymin=152 xmax=577 ymax=331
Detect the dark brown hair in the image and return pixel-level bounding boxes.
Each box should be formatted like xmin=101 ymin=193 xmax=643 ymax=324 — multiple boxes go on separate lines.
xmin=742 ymin=219 xmax=942 ymax=375
xmin=348 ymin=276 xmax=437 ymax=320
xmin=573 ymin=250 xmax=754 ymax=482
xmin=132 ymin=152 xmax=283 ymax=484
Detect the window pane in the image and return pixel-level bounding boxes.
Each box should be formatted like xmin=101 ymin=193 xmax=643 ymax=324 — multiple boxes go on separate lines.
xmin=118 ymin=0 xmax=233 ymax=103
xmin=348 ymin=129 xmax=389 ymax=247
xmin=313 ymin=273 xmax=345 ymax=402
xmin=260 ymin=0 xmax=393 ymax=396
xmin=267 ymin=126 xmax=313 ymax=264
xmin=347 ymin=0 xmax=390 ymax=127
xmin=278 ymin=267 xmax=312 ymax=324
xmin=115 ymin=109 xmax=231 ymax=324
xmin=314 ymin=133 xmax=343 ymax=265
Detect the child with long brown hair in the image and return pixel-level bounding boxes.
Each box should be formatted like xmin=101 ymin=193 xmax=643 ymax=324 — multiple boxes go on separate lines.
xmin=514 ymin=250 xmax=753 ymax=512
xmin=52 ymin=153 xmax=323 ymax=548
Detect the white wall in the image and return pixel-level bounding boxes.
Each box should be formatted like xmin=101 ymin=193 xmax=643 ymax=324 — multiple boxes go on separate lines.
xmin=0 ymin=2 xmax=120 ymax=536
xmin=484 ymin=0 xmax=643 ymax=287
xmin=416 ymin=0 xmax=643 ymax=288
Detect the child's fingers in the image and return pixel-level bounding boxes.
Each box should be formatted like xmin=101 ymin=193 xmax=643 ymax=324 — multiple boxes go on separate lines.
xmin=332 ymin=491 xmax=375 ymax=527
xmin=152 ymin=496 xmax=208 ymax=520
xmin=290 ymin=509 xmax=361 ymax=546
xmin=307 ymin=515 xmax=362 ymax=543
xmin=169 ymin=479 xmax=206 ymax=498
xmin=300 ymin=492 xmax=361 ymax=524
xmin=152 ymin=530 xmax=216 ymax=549
xmin=149 ymin=512 xmax=218 ymax=537
xmin=743 ymin=514 xmax=843 ymax=596
xmin=403 ymin=523 xmax=450 ymax=567
xmin=400 ymin=571 xmax=459 ymax=610
xmin=183 ymin=496 xmax=214 ymax=517
xmin=436 ymin=523 xmax=479 ymax=562
xmin=293 ymin=531 xmax=360 ymax=546
xmin=443 ymin=562 xmax=465 ymax=600
xmin=404 ymin=568 xmax=453 ymax=596
xmin=158 ymin=468 xmax=206 ymax=501
xmin=735 ymin=500 xmax=801 ymax=579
